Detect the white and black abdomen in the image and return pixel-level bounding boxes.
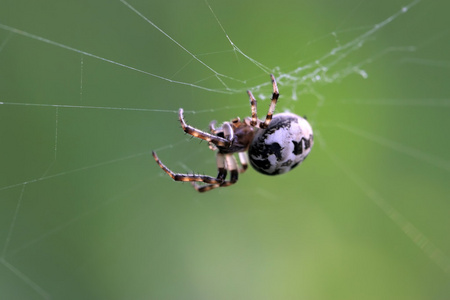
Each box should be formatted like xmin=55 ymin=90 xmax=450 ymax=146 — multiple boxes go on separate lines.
xmin=248 ymin=112 xmax=313 ymax=175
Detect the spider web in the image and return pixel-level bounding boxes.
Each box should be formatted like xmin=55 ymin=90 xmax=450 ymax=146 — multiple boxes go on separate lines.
xmin=1 ymin=0 xmax=450 ymax=299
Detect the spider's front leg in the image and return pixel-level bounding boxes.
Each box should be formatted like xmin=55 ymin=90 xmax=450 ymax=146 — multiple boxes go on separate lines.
xmin=179 ymin=109 xmax=231 ymax=148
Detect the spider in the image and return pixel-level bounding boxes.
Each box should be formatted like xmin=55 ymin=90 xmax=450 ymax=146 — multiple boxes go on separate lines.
xmin=152 ymin=75 xmax=313 ymax=192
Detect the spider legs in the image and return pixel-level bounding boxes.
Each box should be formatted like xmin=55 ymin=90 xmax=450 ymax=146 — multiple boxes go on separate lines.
xmin=247 ymin=74 xmax=279 ymax=129
xmin=238 ymin=152 xmax=248 ymax=172
xmin=153 ymin=74 xmax=280 ymax=192
xmin=179 ymin=109 xmax=231 ymax=148
xmin=153 ymin=108 xmax=251 ymax=192
xmin=152 ymin=151 xmax=222 ymax=185
xmin=152 ymin=151 xmax=248 ymax=193
xmin=191 ymin=152 xmax=247 ymax=193
xmin=264 ymin=73 xmax=280 ymax=128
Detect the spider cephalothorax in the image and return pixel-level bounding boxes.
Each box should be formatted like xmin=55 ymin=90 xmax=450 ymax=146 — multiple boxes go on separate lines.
xmin=152 ymin=75 xmax=313 ymax=192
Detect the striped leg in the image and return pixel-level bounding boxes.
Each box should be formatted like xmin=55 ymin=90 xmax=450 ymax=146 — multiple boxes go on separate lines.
xmin=152 ymin=151 xmax=223 ymax=185
xmin=179 ymin=109 xmax=231 ymax=148
xmin=247 ymin=90 xmax=259 ymax=127
xmin=246 ymin=74 xmax=280 ymax=129
xmin=192 ymin=153 xmax=239 ymax=192
xmin=260 ymin=74 xmax=279 ymax=129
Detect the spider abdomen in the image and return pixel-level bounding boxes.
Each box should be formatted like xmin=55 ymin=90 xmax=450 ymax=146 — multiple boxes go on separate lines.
xmin=248 ymin=112 xmax=313 ymax=175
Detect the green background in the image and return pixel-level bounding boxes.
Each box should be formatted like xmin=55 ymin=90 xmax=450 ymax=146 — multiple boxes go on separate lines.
xmin=1 ymin=0 xmax=449 ymax=299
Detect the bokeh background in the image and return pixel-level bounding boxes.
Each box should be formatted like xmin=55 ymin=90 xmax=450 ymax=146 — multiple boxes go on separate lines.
xmin=1 ymin=0 xmax=449 ymax=299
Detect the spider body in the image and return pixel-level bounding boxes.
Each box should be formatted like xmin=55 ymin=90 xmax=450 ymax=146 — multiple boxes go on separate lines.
xmin=211 ymin=118 xmax=255 ymax=154
xmin=152 ymin=75 xmax=313 ymax=192
xmin=249 ymin=112 xmax=313 ymax=175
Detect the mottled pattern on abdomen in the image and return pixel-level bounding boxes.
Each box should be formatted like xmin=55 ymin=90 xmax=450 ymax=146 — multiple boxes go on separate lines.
xmin=248 ymin=113 xmax=313 ymax=175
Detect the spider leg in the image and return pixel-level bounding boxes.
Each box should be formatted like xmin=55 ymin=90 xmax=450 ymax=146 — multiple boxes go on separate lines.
xmin=247 ymin=90 xmax=259 ymax=127
xmin=246 ymin=74 xmax=279 ymax=129
xmin=191 ymin=153 xmax=225 ymax=192
xmin=260 ymin=74 xmax=279 ymax=129
xmin=221 ymin=121 xmax=234 ymax=141
xmin=238 ymin=152 xmax=248 ymax=173
xmin=152 ymin=151 xmax=223 ymax=184
xmin=179 ymin=109 xmax=231 ymax=148
xmin=211 ymin=153 xmax=228 ymax=181
xmin=192 ymin=153 xmax=239 ymax=192
xmin=209 ymin=120 xmax=217 ymax=134
xmin=220 ymin=154 xmax=239 ymax=187
xmin=191 ymin=182 xmax=220 ymax=193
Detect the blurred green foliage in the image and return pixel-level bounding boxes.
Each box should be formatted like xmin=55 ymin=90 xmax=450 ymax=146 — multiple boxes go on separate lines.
xmin=0 ymin=0 xmax=449 ymax=299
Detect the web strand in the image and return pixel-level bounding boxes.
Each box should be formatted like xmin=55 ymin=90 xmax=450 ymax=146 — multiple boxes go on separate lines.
xmin=79 ymin=55 xmax=84 ymax=101
xmin=334 ymin=123 xmax=450 ymax=172
xmin=325 ymin=149 xmax=450 ymax=273
xmin=119 ymin=0 xmax=245 ymax=86
xmin=0 ymin=0 xmax=447 ymax=298
xmin=0 ymin=184 xmax=51 ymax=298
xmin=204 ymin=0 xmax=272 ymax=74
xmin=0 ymin=23 xmax=232 ymax=93
xmin=0 ymin=258 xmax=51 ymax=300
xmin=276 ymin=0 xmax=421 ymax=92
xmin=2 ymin=184 xmax=26 ymax=258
